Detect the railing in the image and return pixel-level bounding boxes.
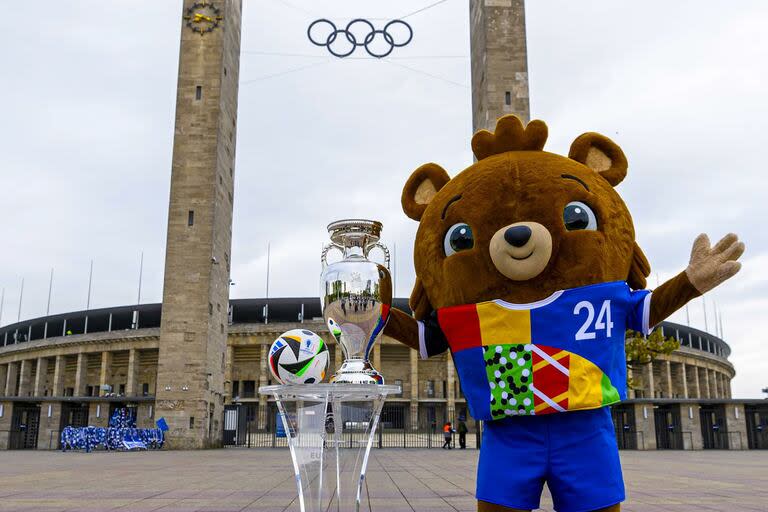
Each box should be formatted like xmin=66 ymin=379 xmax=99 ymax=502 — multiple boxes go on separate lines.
xmin=225 ymin=420 xmax=481 ymax=449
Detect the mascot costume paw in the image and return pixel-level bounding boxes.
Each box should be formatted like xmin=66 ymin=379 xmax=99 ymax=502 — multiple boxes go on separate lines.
xmin=384 ymin=115 xmax=744 ymax=512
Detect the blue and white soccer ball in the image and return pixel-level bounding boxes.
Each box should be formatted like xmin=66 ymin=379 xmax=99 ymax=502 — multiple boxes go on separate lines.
xmin=268 ymin=329 xmax=329 ymax=385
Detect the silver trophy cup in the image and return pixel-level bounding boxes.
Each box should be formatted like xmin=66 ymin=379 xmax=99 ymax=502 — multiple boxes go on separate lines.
xmin=320 ymin=219 xmax=391 ymax=384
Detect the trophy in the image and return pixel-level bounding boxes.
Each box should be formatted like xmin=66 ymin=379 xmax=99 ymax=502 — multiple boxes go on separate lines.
xmin=320 ymin=219 xmax=391 ymax=384
xmin=258 ymin=219 xmax=400 ymax=511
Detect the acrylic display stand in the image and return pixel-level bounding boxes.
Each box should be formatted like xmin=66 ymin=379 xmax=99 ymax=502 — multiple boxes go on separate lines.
xmin=259 ymin=383 xmax=400 ymax=512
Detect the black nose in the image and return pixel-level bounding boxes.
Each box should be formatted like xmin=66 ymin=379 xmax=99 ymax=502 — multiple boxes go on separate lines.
xmin=504 ymin=226 xmax=532 ymax=247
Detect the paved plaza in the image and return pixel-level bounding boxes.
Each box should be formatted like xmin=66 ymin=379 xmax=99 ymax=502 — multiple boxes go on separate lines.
xmin=0 ymin=449 xmax=765 ymax=511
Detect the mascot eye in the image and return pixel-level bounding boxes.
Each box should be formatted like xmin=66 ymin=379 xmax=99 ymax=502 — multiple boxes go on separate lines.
xmin=444 ymin=223 xmax=474 ymax=256
xmin=563 ymin=201 xmax=597 ymax=231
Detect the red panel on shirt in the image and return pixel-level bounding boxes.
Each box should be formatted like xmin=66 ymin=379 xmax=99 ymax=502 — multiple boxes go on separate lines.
xmin=532 ymin=346 xmax=570 ymax=414
xmin=438 ymin=304 xmax=482 ymax=353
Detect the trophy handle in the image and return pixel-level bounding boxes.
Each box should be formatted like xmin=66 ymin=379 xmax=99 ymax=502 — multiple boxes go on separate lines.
xmin=365 ymin=242 xmax=390 ymax=269
xmin=321 ymin=243 xmax=344 ymax=269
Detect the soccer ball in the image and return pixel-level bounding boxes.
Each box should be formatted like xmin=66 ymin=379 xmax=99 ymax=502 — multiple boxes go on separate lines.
xmin=268 ymin=329 xmax=329 ymax=385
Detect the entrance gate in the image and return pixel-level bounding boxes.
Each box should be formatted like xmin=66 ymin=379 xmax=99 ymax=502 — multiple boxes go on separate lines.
xmin=611 ymin=405 xmax=638 ymax=449
xmin=223 ymin=404 xmax=247 ymax=446
xmin=654 ymin=405 xmax=683 ymax=449
xmin=700 ymin=405 xmax=729 ymax=449
xmin=57 ymin=402 xmax=90 ymax=450
xmin=745 ymin=404 xmax=768 ymax=449
xmin=9 ymin=403 xmax=40 ymax=450
xmin=60 ymin=402 xmax=89 ymax=430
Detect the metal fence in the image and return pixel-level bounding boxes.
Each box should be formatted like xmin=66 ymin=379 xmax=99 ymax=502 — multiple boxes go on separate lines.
xmin=224 ymin=402 xmax=481 ymax=449
xmin=229 ymin=421 xmax=481 ymax=449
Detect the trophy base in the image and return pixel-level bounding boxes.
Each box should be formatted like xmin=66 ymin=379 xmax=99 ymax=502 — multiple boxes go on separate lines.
xmin=331 ymin=359 xmax=384 ymax=384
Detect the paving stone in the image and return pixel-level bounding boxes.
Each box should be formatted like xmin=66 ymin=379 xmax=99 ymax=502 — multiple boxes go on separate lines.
xmin=0 ymin=449 xmax=765 ymax=511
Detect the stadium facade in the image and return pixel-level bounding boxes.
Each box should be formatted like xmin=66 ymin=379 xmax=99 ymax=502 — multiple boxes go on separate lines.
xmin=0 ymin=299 xmax=765 ymax=451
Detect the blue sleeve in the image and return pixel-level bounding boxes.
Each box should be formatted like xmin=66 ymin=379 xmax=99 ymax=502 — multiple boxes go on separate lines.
xmin=626 ymin=288 xmax=652 ymax=335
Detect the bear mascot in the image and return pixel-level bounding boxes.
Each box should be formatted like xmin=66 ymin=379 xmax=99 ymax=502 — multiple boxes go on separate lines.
xmin=383 ymin=115 xmax=744 ymax=512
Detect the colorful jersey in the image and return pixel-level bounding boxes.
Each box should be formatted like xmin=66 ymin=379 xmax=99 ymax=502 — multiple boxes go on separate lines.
xmin=418 ymin=281 xmax=651 ymax=421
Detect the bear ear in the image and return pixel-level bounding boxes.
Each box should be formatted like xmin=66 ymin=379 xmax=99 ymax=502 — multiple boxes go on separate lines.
xmin=401 ymin=163 xmax=451 ymax=221
xmin=568 ymin=132 xmax=628 ymax=187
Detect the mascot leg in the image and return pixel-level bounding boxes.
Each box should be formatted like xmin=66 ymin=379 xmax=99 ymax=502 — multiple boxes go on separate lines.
xmin=478 ymin=500 xmax=621 ymax=511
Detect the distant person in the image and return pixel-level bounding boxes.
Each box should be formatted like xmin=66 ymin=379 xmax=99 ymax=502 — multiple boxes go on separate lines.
xmin=458 ymin=420 xmax=468 ymax=449
xmin=442 ymin=422 xmax=454 ymax=449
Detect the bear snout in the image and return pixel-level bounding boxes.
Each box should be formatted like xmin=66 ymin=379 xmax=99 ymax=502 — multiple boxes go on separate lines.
xmin=490 ymin=222 xmax=553 ymax=281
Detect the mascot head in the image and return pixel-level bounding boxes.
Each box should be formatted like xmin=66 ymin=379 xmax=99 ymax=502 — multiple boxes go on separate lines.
xmin=402 ymin=115 xmax=650 ymax=319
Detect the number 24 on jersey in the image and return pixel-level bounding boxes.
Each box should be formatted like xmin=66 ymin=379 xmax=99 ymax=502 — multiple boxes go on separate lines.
xmin=573 ymin=300 xmax=614 ymax=340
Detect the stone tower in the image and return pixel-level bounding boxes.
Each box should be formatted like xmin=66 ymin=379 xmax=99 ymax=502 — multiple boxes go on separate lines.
xmin=155 ymin=0 xmax=242 ymax=449
xmin=470 ymin=0 xmax=530 ymax=131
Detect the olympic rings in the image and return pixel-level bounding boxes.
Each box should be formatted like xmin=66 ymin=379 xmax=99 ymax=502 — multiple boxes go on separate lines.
xmin=307 ymin=18 xmax=413 ymax=58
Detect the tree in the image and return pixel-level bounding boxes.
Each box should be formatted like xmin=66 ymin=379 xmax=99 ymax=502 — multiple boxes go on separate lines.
xmin=625 ymin=329 xmax=680 ymax=392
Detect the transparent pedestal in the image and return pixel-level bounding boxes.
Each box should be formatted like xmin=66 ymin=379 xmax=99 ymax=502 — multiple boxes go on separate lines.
xmin=259 ymin=384 xmax=400 ymax=512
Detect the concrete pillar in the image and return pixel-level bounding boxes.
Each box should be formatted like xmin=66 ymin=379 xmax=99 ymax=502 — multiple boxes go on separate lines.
xmin=446 ymin=355 xmax=456 ymax=421
xmin=99 ymin=351 xmax=113 ymax=396
xmin=709 ymin=369 xmax=718 ymax=399
xmin=258 ymin=342 xmax=268 ymax=430
xmin=52 ymin=355 xmax=65 ymax=397
xmin=36 ymin=402 xmax=62 ymax=450
xmin=224 ymin=344 xmax=233 ymax=399
xmin=703 ymin=367 xmax=711 ymax=399
xmin=645 ymin=361 xmax=655 ymax=398
xmin=470 ymin=0 xmax=530 ymax=130
xmin=693 ymin=365 xmax=701 ymax=399
xmin=153 ymin=0 xmax=242 ymax=450
xmin=633 ymin=403 xmax=656 ymax=450
xmin=18 ymin=359 xmax=33 ymax=397
xmin=5 ymin=362 xmax=19 ymax=396
xmin=0 ymin=364 xmax=7 ymax=396
xmin=126 ymin=348 xmax=139 ymax=397
xmin=33 ymin=358 xmax=48 ymax=397
xmin=679 ymin=403 xmax=703 ymax=450
xmin=89 ymin=402 xmax=109 ymax=428
xmin=665 ymin=360 xmax=673 ymax=398
xmin=713 ymin=372 xmax=720 ymax=399
xmin=680 ymin=362 xmax=689 ymax=399
xmin=726 ymin=404 xmax=748 ymax=450
xmin=627 ymin=365 xmax=635 ymax=399
xmin=74 ymin=353 xmax=88 ymax=397
xmin=410 ymin=348 xmax=419 ymax=430
xmin=0 ymin=400 xmax=11 ymax=449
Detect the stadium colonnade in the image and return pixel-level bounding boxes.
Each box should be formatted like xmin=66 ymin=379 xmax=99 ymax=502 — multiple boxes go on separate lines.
xmin=0 ymin=298 xmax=765 ymax=451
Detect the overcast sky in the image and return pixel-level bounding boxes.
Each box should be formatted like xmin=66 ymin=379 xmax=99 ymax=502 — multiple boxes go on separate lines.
xmin=1 ymin=0 xmax=766 ymax=398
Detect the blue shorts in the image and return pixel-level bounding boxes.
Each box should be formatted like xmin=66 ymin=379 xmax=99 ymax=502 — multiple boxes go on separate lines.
xmin=477 ymin=407 xmax=624 ymax=512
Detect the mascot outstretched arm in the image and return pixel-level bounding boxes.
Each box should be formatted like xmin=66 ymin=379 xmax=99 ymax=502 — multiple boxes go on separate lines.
xmin=384 ymin=115 xmax=744 ymax=512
